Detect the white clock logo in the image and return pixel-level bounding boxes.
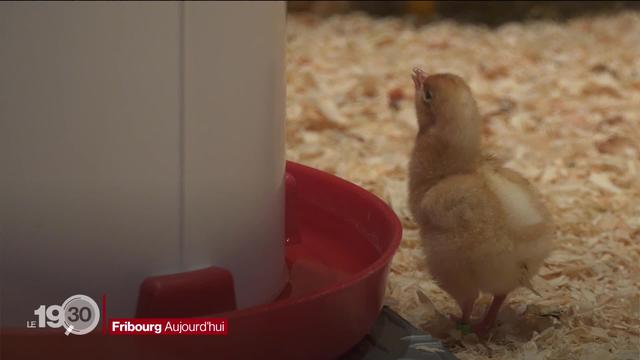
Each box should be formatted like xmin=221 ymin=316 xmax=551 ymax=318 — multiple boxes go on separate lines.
xmin=32 ymin=294 xmax=101 ymax=335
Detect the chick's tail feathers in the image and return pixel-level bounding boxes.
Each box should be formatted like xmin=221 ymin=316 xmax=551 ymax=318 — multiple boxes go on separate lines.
xmin=519 ymin=263 xmax=542 ymax=297
xmin=521 ymin=276 xmax=542 ymax=297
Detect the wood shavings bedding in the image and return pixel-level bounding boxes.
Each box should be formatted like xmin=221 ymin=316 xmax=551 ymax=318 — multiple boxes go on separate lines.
xmin=285 ymin=12 xmax=640 ymax=360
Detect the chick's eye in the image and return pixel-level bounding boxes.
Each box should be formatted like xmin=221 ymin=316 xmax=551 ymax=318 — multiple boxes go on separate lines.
xmin=422 ymin=89 xmax=433 ymax=103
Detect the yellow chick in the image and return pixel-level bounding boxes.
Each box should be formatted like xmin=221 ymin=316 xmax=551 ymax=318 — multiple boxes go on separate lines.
xmin=407 ymin=68 xmax=554 ymax=335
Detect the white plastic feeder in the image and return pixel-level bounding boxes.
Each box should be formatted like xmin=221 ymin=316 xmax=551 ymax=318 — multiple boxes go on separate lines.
xmin=0 ymin=1 xmax=287 ymax=325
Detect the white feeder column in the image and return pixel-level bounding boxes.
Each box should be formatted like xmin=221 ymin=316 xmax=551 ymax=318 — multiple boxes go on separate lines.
xmin=182 ymin=1 xmax=287 ymax=308
xmin=0 ymin=1 xmax=287 ymax=326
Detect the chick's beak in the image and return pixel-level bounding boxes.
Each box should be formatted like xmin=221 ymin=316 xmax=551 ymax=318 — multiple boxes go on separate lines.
xmin=412 ymin=67 xmax=426 ymax=90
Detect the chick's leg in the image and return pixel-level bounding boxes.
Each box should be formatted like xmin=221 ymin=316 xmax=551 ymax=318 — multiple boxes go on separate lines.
xmin=473 ymin=294 xmax=506 ymax=336
xmin=459 ymin=296 xmax=476 ymax=324
xmin=448 ymin=293 xmax=477 ymax=325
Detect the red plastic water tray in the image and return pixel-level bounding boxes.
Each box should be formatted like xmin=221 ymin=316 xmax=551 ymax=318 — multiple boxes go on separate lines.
xmin=1 ymin=161 xmax=402 ymax=360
